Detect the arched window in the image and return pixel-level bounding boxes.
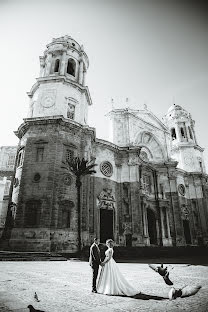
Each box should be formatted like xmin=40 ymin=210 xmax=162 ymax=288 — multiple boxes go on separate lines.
xmin=188 ymin=126 xmax=193 ymax=139
xmin=67 ymin=58 xmax=76 ymax=76
xmin=17 ymin=148 xmax=25 ymax=167
xmin=171 ymin=128 xmax=176 ymax=140
xmin=180 ymin=127 xmax=186 ymax=138
xmin=54 ymin=59 xmax=60 ymax=72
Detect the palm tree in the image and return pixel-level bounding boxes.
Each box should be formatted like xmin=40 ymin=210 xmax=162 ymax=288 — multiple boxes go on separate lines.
xmin=62 ymin=157 xmax=97 ymax=253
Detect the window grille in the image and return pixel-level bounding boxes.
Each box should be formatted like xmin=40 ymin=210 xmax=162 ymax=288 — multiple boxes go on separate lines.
xmin=66 ymin=149 xmax=74 ymax=162
xmin=100 ymin=161 xmax=113 ymax=177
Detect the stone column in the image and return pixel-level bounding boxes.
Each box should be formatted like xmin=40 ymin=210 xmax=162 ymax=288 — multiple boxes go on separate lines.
xmin=175 ymin=122 xmax=181 ymax=142
xmin=143 ymin=205 xmax=148 ymax=236
xmin=45 ymin=53 xmax=52 ymax=76
xmin=192 ymin=126 xmax=198 ymax=145
xmin=60 ymin=51 xmax=67 ymax=75
xmin=79 ymin=60 xmax=84 ymax=84
xmin=83 ymin=71 xmax=87 ymax=86
xmin=166 ymin=210 xmax=171 ymax=238
xmin=160 ymin=208 xmax=165 ymax=238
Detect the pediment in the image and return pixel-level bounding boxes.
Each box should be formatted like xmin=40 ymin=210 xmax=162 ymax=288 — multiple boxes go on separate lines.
xmin=130 ymin=110 xmax=168 ymax=132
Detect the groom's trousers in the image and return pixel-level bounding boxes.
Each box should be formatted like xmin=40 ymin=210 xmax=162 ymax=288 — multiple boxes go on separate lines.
xmin=92 ymin=264 xmax=99 ymax=291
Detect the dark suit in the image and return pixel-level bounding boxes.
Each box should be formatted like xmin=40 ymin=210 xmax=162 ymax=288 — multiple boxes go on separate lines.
xmin=89 ymin=243 xmax=101 ymax=291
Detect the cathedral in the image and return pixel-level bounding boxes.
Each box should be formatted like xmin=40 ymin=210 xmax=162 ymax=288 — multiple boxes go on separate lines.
xmin=2 ymin=35 xmax=208 ymax=253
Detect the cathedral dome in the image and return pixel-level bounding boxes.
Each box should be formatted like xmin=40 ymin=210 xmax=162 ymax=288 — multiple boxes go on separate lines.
xmin=166 ymin=104 xmax=189 ymax=120
xmin=168 ymin=104 xmax=184 ymax=113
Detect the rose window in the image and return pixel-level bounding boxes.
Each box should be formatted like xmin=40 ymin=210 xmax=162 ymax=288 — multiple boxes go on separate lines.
xmin=100 ymin=161 xmax=113 ymax=177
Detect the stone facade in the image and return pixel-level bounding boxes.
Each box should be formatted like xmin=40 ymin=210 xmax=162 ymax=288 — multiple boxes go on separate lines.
xmin=0 ymin=146 xmax=17 ymax=236
xmin=2 ymin=35 xmax=208 ymax=252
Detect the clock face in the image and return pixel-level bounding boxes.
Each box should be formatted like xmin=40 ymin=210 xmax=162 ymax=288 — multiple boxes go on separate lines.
xmin=41 ymin=90 xmax=56 ymax=108
xmin=41 ymin=95 xmax=55 ymax=108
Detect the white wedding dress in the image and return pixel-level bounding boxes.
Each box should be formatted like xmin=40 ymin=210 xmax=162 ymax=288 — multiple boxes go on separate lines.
xmin=97 ymin=247 xmax=139 ymax=296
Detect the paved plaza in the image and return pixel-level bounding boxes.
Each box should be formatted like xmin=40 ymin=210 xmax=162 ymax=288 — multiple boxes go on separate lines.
xmin=0 ymin=259 xmax=207 ymax=312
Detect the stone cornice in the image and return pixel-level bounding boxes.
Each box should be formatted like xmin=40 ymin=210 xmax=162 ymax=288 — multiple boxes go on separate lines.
xmin=152 ymin=160 xmax=178 ymax=170
xmin=194 ymin=145 xmax=204 ymax=152
xmin=171 ymin=143 xmax=204 ymax=152
xmin=27 ymin=77 xmax=92 ymax=105
xmin=14 ymin=116 xmax=96 ymax=140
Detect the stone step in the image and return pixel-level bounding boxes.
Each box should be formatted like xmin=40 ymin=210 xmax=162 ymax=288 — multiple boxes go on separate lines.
xmin=0 ymin=251 xmax=68 ymax=261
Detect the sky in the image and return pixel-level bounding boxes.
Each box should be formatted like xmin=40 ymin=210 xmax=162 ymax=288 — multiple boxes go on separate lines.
xmin=0 ymin=0 xmax=208 ymax=166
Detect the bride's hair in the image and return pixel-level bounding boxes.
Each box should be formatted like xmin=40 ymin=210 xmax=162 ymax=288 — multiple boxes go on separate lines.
xmin=106 ymin=239 xmax=114 ymax=247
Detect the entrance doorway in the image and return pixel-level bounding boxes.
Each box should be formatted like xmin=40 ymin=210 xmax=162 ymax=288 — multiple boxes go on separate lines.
xmin=183 ymin=220 xmax=191 ymax=244
xmin=147 ymin=208 xmax=157 ymax=245
xmin=100 ymin=209 xmax=114 ymax=243
xmin=125 ymin=234 xmax=132 ymax=247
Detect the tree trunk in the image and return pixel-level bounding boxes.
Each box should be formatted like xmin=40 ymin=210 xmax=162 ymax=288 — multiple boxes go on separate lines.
xmin=76 ymin=178 xmax=82 ymax=253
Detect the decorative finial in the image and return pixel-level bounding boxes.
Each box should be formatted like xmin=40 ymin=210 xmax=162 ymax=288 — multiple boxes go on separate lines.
xmin=143 ymin=103 xmax=147 ymax=110
xmin=172 ymin=95 xmax=176 ymax=105
xmin=111 ymin=98 xmax=114 ymax=109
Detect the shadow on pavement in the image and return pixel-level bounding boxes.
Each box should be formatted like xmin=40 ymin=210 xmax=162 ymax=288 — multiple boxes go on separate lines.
xmin=132 ymin=293 xmax=167 ymax=300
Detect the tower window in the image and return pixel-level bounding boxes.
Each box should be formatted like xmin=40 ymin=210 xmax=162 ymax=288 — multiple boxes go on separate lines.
xmin=54 ymin=59 xmax=60 ymax=72
xmin=67 ymin=58 xmax=76 ymax=76
xmin=36 ymin=147 xmax=44 ymax=162
xmin=180 ymin=127 xmax=186 ymax=138
xmin=67 ymin=104 xmax=75 ymax=119
xmin=66 ymin=149 xmax=74 ymax=162
xmin=17 ymin=148 xmax=25 ymax=167
xmin=171 ymin=128 xmax=176 ymax=140
xmin=188 ymin=126 xmax=193 ymax=139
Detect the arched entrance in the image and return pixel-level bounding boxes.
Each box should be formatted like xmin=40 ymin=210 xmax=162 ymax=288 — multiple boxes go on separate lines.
xmin=147 ymin=208 xmax=157 ymax=245
xmin=183 ymin=220 xmax=191 ymax=244
xmin=98 ymin=189 xmax=115 ymax=243
xmin=100 ymin=209 xmax=114 ymax=243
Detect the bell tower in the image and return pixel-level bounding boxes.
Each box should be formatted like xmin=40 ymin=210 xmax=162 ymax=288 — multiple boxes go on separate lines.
xmin=9 ymin=36 xmax=95 ymax=252
xmin=27 ymin=35 xmax=92 ymax=125
xmin=164 ymin=104 xmax=205 ymax=172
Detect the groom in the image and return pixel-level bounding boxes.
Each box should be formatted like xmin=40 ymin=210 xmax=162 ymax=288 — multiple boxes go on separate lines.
xmin=89 ymin=238 xmax=101 ymax=293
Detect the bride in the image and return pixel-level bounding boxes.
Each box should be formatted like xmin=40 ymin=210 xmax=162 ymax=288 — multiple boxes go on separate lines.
xmin=97 ymin=239 xmax=139 ymax=296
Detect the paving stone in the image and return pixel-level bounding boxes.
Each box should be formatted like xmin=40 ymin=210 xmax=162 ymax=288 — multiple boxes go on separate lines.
xmin=0 ymin=260 xmax=207 ymax=312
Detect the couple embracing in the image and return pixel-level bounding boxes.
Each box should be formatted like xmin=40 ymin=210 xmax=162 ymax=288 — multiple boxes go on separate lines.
xmin=89 ymin=238 xmax=139 ymax=296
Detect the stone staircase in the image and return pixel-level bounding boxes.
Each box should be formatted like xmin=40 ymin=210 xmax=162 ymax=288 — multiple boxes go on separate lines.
xmin=0 ymin=251 xmax=68 ymax=261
